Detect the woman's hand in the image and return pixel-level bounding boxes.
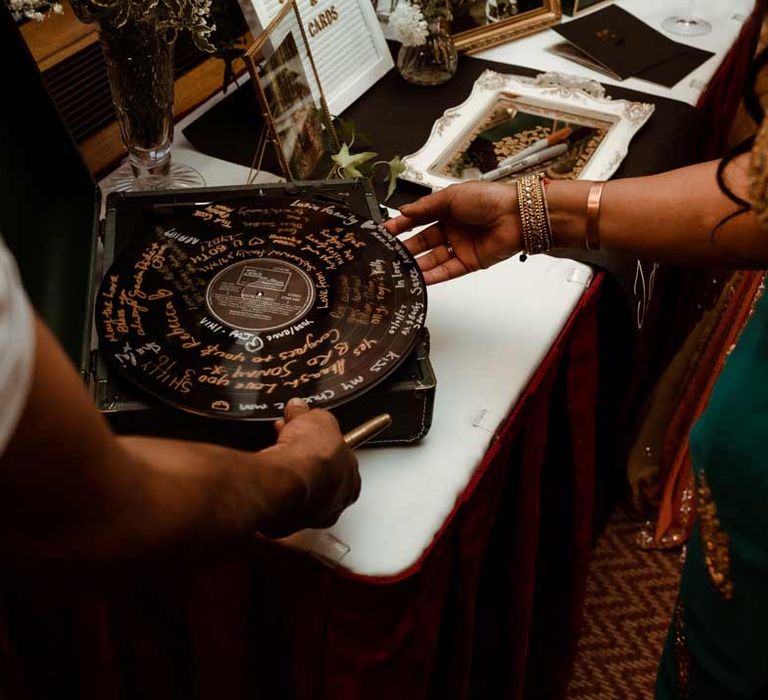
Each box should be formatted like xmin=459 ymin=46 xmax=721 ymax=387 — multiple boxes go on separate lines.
xmin=384 ymin=181 xmax=523 ymax=284
xmin=256 ymin=399 xmax=360 ymax=537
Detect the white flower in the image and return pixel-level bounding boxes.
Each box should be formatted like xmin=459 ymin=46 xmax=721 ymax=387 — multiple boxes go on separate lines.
xmin=389 ymin=1 xmax=428 ymax=47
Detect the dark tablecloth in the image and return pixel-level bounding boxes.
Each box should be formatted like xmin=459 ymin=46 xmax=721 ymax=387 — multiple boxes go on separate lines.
xmin=183 ymin=54 xmax=699 ymax=205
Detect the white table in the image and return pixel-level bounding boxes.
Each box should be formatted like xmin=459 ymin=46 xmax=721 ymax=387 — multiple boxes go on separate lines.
xmin=162 ymin=0 xmax=755 ymax=578
xmin=169 ymin=104 xmax=593 ymax=576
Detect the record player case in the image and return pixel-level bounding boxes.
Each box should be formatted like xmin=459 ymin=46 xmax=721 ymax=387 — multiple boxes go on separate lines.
xmin=0 ymin=7 xmax=435 ymax=450
xmin=95 ymin=181 xmax=436 ymax=448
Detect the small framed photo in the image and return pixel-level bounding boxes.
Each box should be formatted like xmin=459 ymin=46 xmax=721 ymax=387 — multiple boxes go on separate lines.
xmin=400 ymin=70 xmax=654 ymax=191
xmin=450 ymin=0 xmax=561 ymax=54
xmin=374 ymin=0 xmax=397 ymax=21
xmin=238 ymin=0 xmax=393 ymax=115
xmin=244 ymin=0 xmax=339 ymax=180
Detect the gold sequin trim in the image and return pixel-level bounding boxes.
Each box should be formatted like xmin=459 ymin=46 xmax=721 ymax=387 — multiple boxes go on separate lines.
xmin=637 ymin=485 xmax=695 ymax=550
xmin=749 ymin=115 xmax=768 ymax=228
xmin=696 ymin=471 xmax=734 ymax=601
xmin=728 ymin=276 xmax=766 ymax=358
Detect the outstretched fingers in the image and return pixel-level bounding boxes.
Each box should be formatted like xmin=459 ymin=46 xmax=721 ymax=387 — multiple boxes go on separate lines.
xmin=421 ymin=255 xmax=470 ymax=285
xmin=411 ymin=239 xmax=470 ymax=283
xmin=401 ymin=223 xmax=446 ymax=256
xmin=384 ymin=214 xmax=420 ymax=237
xmin=398 ymin=189 xmax=453 ymax=221
xmin=384 ymin=190 xmax=454 ymax=235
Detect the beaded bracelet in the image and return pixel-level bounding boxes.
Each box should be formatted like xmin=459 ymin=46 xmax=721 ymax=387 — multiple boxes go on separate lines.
xmin=516 ymin=173 xmax=553 ymax=262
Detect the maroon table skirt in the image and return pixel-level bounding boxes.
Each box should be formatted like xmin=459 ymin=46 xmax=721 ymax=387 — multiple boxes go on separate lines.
xmin=0 ymin=275 xmax=602 ymax=700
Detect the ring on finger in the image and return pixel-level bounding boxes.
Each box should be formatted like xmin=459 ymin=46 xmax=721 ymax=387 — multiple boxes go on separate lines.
xmin=445 ymin=241 xmax=455 ymax=257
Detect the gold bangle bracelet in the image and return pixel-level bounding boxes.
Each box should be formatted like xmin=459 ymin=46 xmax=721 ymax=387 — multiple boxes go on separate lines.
xmin=516 ymin=173 xmax=553 ymax=260
xmin=585 ymin=181 xmax=605 ymax=251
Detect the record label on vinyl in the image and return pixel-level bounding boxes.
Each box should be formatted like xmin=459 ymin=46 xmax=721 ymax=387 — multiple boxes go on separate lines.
xmin=95 ymin=195 xmax=427 ymax=420
xmin=206 ymin=258 xmax=316 ymax=332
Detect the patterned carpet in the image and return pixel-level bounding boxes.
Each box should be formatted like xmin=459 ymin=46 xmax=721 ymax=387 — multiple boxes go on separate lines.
xmin=567 ymin=506 xmax=683 ymax=700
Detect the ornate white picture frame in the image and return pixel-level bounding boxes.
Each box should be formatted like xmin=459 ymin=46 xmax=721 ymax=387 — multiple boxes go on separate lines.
xmin=238 ymin=0 xmax=393 ymax=115
xmin=401 ymin=71 xmax=655 ymax=191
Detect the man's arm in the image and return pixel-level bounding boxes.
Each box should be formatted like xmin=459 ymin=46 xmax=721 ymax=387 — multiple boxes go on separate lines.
xmin=0 ymin=317 xmax=359 ymax=561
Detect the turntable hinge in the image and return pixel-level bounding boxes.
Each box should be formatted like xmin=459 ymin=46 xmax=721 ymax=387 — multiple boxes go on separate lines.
xmin=85 ymin=349 xmax=103 ymax=399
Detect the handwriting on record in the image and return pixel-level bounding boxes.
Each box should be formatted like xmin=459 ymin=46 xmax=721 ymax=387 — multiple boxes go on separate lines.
xmin=96 ymin=195 xmax=426 ymax=419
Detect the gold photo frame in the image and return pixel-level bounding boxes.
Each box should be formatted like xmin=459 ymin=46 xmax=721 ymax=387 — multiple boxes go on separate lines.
xmin=244 ymin=0 xmax=339 ymax=181
xmin=451 ymin=0 xmax=562 ymax=54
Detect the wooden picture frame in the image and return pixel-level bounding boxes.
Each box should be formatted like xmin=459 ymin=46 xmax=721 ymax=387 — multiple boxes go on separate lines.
xmin=238 ymin=0 xmax=393 ymax=115
xmin=451 ymin=0 xmax=562 ymax=54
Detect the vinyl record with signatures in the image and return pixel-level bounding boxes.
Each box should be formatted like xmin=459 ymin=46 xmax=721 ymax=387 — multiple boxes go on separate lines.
xmin=95 ymin=194 xmax=426 ymax=420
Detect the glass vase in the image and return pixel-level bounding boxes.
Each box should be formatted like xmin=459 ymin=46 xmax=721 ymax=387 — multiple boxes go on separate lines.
xmin=98 ymin=19 xmax=205 ymax=192
xmin=396 ymin=17 xmax=458 ymax=86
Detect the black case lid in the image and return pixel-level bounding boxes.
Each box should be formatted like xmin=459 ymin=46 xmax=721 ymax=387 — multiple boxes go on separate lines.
xmin=0 ymin=4 xmax=99 ymax=368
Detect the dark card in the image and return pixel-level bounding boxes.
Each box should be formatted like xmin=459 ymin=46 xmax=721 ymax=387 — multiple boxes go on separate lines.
xmin=548 ymin=39 xmax=715 ymax=87
xmin=636 ymin=44 xmax=714 ymax=88
xmin=554 ymin=5 xmax=687 ymax=80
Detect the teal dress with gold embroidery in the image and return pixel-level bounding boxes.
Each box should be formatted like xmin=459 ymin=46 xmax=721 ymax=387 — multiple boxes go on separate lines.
xmin=656 ymin=282 xmax=768 ymax=698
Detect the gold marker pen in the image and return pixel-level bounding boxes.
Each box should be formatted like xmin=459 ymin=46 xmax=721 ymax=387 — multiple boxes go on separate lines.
xmin=343 ymin=413 xmax=393 ymax=448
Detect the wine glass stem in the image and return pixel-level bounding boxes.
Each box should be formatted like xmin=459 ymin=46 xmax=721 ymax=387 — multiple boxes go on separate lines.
xmin=685 ymin=0 xmax=696 ymax=21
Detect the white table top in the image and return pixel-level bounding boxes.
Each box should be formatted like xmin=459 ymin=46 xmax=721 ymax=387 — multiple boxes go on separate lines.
xmin=282 ymin=253 xmax=593 ymax=577
xmin=171 ymin=118 xmax=594 ymax=577
xmin=162 ymin=0 xmax=752 ymax=577
xmin=167 ymin=118 xmax=594 ymax=577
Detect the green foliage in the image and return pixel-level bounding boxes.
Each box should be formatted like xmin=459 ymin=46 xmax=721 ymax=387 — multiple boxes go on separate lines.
xmin=69 ymin=0 xmax=217 ymax=52
xmin=384 ymin=156 xmax=406 ymax=201
xmin=206 ymin=0 xmax=250 ymax=91
xmin=68 ymin=0 xmax=250 ymax=91
xmin=327 ymin=119 xmax=402 ymax=201
xmin=331 ymin=143 xmax=379 ymax=179
xmin=420 ymin=0 xmax=453 ymax=21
